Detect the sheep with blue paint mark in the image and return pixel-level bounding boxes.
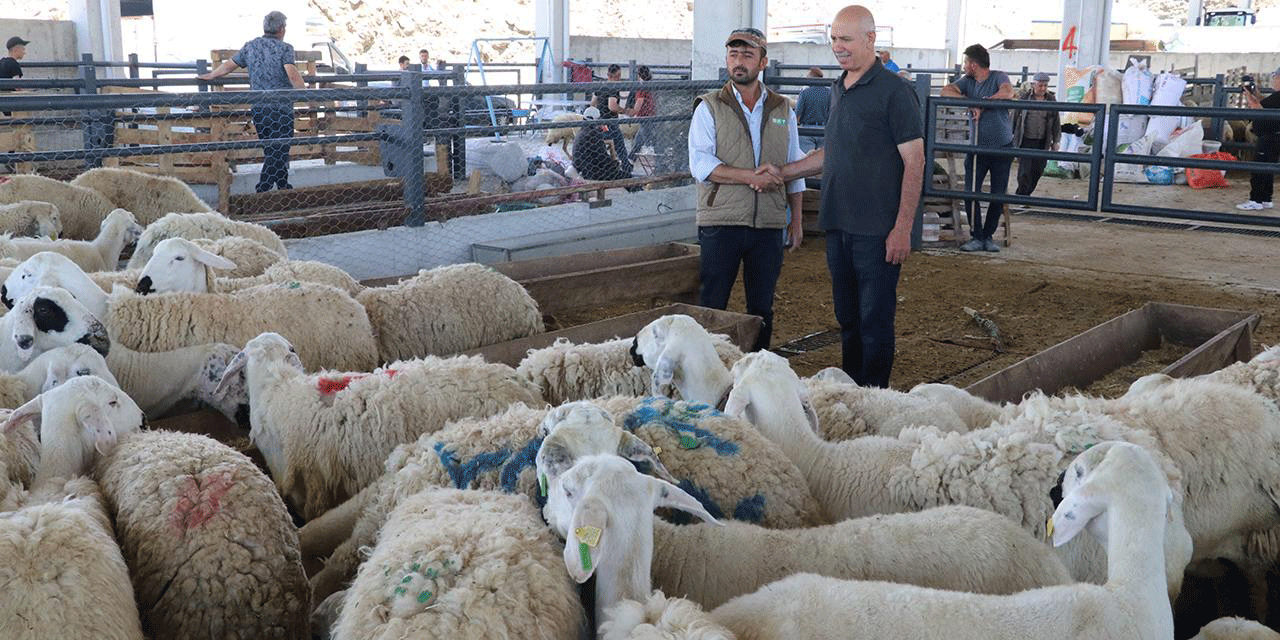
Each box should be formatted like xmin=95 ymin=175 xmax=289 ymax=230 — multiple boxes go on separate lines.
xmin=216 ymin=331 xmax=543 ymax=521
xmin=305 ymin=396 xmax=825 ymax=603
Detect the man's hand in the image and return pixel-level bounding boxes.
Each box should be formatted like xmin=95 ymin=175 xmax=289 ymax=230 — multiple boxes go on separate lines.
xmin=197 ymin=73 xmax=215 ymax=82
xmin=749 ymin=164 xmax=783 ymax=192
xmin=885 ymin=225 xmax=911 ymax=265
xmin=970 ymin=107 xmax=983 ymax=119
xmin=787 ymin=218 xmax=804 ymax=251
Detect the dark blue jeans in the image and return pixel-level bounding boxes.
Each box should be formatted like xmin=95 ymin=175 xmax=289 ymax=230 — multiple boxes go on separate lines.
xmin=252 ymin=105 xmax=295 ymax=192
xmin=826 ymin=232 xmax=901 ymax=388
xmin=965 ymin=145 xmax=1013 ymax=241
xmin=603 ymin=122 xmax=634 ymax=175
xmin=698 ymin=225 xmax=785 ymax=351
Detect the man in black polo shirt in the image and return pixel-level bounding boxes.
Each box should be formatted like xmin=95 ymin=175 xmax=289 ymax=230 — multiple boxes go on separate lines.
xmin=767 ymin=4 xmax=924 ymax=388
xmin=0 ymin=36 xmax=26 ymax=84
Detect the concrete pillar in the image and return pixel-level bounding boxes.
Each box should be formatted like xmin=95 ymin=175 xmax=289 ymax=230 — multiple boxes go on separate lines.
xmin=535 ymin=0 xmax=570 ymax=83
xmin=692 ymin=0 xmax=767 ymax=81
xmin=68 ymin=0 xmax=124 ymax=76
xmin=1058 ymin=0 xmax=1112 ymax=85
xmin=944 ymin=0 xmax=968 ymax=67
xmin=1185 ymin=0 xmax=1204 ymax=25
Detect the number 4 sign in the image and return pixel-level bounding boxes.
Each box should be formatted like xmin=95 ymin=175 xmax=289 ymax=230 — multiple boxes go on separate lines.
xmin=1061 ymin=26 xmax=1079 ymax=61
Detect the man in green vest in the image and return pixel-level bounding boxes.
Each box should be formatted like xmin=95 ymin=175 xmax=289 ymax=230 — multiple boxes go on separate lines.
xmin=688 ymin=27 xmax=805 ymax=352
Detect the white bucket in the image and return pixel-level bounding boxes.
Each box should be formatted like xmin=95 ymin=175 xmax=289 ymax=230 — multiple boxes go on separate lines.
xmin=1202 ymin=140 xmax=1222 ymax=154
xmin=922 ymin=212 xmax=941 ymax=242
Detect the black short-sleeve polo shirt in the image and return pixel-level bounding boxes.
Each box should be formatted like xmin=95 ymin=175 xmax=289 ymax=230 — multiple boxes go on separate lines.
xmin=819 ymin=59 xmax=923 ymax=237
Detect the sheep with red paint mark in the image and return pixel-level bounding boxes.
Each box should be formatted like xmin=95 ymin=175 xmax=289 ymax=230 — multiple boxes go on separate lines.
xmin=217 ymin=331 xmax=543 ymax=521
xmin=94 ymin=429 xmax=310 ymax=639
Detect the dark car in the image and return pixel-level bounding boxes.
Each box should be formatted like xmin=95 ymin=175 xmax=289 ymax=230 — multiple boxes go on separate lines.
xmin=459 ymin=94 xmax=517 ymax=126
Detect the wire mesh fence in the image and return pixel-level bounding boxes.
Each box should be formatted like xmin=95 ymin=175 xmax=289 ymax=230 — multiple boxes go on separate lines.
xmin=0 ymin=71 xmax=716 ymax=280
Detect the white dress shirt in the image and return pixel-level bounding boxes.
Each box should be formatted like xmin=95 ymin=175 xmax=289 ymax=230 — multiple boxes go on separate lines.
xmin=688 ymin=82 xmax=805 ymax=195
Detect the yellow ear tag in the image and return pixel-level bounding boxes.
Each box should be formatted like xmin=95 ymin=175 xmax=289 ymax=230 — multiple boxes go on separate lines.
xmin=575 ymin=525 xmax=602 ymax=548
xmin=1046 ymin=516 xmax=1055 ymax=540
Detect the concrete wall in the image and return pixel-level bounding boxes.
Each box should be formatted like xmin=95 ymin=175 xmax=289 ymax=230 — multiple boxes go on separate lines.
xmin=570 ymin=36 xmax=694 ymax=68
xmin=0 ymin=19 xmax=78 ymax=79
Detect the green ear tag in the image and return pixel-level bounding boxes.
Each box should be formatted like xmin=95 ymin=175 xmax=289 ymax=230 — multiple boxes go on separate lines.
xmin=678 ymin=434 xmax=699 ymax=450
xmin=539 ymin=473 xmax=548 ymax=497
xmin=579 ymin=541 xmax=592 ymax=572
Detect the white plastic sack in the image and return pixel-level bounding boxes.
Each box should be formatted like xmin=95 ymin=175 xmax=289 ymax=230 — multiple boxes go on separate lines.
xmin=1158 ymin=124 xmax=1205 ymax=159
xmin=465 ymin=139 xmax=530 ymax=183
xmin=1144 ymin=73 xmax=1188 ymax=145
xmin=1115 ymin=134 xmax=1153 ymax=183
xmin=1122 ymin=58 xmax=1153 ymax=105
xmin=1117 ymin=114 xmax=1150 ymax=145
xmin=1057 ymin=133 xmax=1085 ymax=173
xmin=1095 ymin=70 xmax=1124 ymax=105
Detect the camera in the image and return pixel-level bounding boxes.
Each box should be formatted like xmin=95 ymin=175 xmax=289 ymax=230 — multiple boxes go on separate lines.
xmin=1242 ymin=75 xmax=1256 ymax=93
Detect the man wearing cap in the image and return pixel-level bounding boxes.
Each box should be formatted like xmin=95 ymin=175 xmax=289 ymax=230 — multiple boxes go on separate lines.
xmin=687 ymin=27 xmax=804 ymax=352
xmin=198 ymin=11 xmax=305 ymax=193
xmin=573 ymin=106 xmax=636 ymax=187
xmin=766 ymin=5 xmax=924 ymax=388
xmin=1012 ymin=72 xmax=1059 ymax=197
xmin=1 ymin=36 xmax=27 ymax=85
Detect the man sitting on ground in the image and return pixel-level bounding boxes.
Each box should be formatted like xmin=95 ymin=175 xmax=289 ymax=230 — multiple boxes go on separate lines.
xmin=572 ymin=106 xmax=639 ymax=190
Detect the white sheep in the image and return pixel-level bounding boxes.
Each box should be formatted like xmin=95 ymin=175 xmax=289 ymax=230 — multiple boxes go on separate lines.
xmin=704 ymin=442 xmax=1177 ymax=640
xmin=0 ymin=476 xmax=145 ymax=640
xmin=0 ymin=174 xmax=115 ymax=240
xmin=2 ymin=251 xmax=112 ymax=319
xmin=0 ymin=406 xmax=38 ymax=494
xmin=135 ymin=236 xmax=361 ymax=296
xmin=0 ymin=342 xmax=119 ymax=408
xmin=908 ymin=381 xmax=1005 ymax=429
xmin=330 ymin=488 xmax=588 ymax=640
xmin=1199 ymin=344 xmax=1280 ymax=408
xmin=106 ymin=341 xmax=243 ymax=421
xmin=356 ymin=262 xmax=544 ymax=362
xmin=1191 ymin=617 xmax=1280 ymax=639
xmin=126 ymin=211 xmax=287 ymax=269
xmin=545 ymin=112 xmax=586 ymax=151
xmin=722 ymin=350 xmax=1194 ymax=597
xmin=600 ymin=591 xmax=735 ymax=640
xmin=803 ymin=376 xmax=969 ymax=440
xmin=105 ymin=281 xmax=379 ymax=371
xmin=217 ymin=331 xmax=543 ymax=520
xmin=94 ymin=429 xmax=310 ymax=639
xmin=0 ymin=200 xmax=61 ymax=239
xmin=68 ymin=166 xmax=212 ymax=225
xmin=0 ymin=208 xmax=142 ymax=272
xmin=518 ymin=334 xmax=743 ymax=406
xmin=190 ymin=235 xmax=283 ymax=278
xmin=630 ymin=314 xmax=735 ymax=405
xmin=0 ymin=285 xmax=111 ymax=373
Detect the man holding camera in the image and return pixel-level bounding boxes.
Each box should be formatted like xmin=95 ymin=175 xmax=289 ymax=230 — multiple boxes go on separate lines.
xmin=1238 ymin=68 xmax=1280 ymax=211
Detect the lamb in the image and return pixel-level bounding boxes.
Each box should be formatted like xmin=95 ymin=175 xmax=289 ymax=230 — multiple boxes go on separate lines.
xmin=307 ymin=396 xmax=824 ymax=602
xmin=94 ymin=429 xmax=310 ymax=639
xmin=0 ymin=174 xmax=115 ymax=240
xmin=722 ymin=350 xmax=1193 ymax=597
xmin=0 ymin=200 xmax=61 ymax=239
xmin=0 ymin=285 xmax=111 ymax=373
xmin=0 ymin=476 xmax=146 ymax=640
xmin=630 ymin=314 xmax=735 ymax=406
xmin=136 ymin=236 xmax=362 ymax=296
xmin=216 ymin=331 xmax=543 ymax=520
xmin=704 ymin=442 xmax=1177 ymax=640
xmin=2 ymin=251 xmax=113 ymax=318
xmin=518 ymin=334 xmax=743 ymax=406
xmin=545 ymin=111 xmax=586 ymax=151
xmin=1191 ymin=617 xmax=1280 ymax=640
xmin=330 ymin=488 xmax=587 ymax=640
xmin=907 ymin=381 xmax=1005 ymax=429
xmin=0 ymin=208 xmax=142 ymax=272
xmin=0 ymin=342 xmax=119 ymax=408
xmin=68 ymin=166 xmax=212 ymax=225
xmin=104 ymin=281 xmax=379 ymax=371
xmin=356 ymin=263 xmax=543 ymax=361
xmin=126 ymin=211 xmax=287 ymax=269
xmin=106 ymin=341 xmax=243 ymax=421
xmin=802 ymin=376 xmax=969 ymax=440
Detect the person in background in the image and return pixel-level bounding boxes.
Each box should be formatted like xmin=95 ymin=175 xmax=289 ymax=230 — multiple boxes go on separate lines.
xmin=879 ymin=49 xmax=899 ymax=73
xmin=623 ymin=65 xmax=657 ymax=161
xmin=688 ymin=27 xmax=805 ymax=352
xmin=769 ymin=5 xmax=923 ymax=387
xmin=794 ymin=66 xmax=832 ymax=153
xmin=397 ymin=55 xmax=411 ymax=70
xmin=198 ymin=11 xmax=305 ymax=192
xmin=594 ymin=63 xmax=633 ymax=176
xmin=0 ymin=36 xmax=27 ymax=85
xmin=941 ymin=43 xmax=1014 ymax=252
xmin=419 ymin=49 xmax=430 ymax=68
xmin=1237 ymin=68 xmax=1280 ymax=211
xmin=1011 ymin=71 xmax=1060 ymax=197
xmin=573 ymin=106 xmax=639 ymax=190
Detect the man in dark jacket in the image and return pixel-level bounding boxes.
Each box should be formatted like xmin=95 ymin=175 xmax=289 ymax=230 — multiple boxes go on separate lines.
xmin=1011 ymin=72 xmax=1060 ymax=196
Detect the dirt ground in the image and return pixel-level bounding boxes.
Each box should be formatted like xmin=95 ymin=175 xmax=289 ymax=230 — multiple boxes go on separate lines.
xmin=560 ymin=174 xmax=1280 ymax=394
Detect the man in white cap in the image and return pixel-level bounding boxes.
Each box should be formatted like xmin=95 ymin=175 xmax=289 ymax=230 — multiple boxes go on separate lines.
xmin=687 ymin=26 xmax=805 ymax=352
xmin=572 ymin=106 xmax=637 ymax=188
xmin=1012 ymin=71 xmax=1059 ymax=196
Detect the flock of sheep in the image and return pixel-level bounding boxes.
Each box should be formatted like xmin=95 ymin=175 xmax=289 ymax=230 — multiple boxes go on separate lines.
xmin=0 ymin=167 xmax=1279 ymax=640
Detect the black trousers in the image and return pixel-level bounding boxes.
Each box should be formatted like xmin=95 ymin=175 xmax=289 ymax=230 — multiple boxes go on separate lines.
xmin=252 ymin=105 xmax=295 ymax=192
xmin=1016 ymin=137 xmax=1047 ymax=196
xmin=826 ymin=231 xmax=901 ymax=388
xmin=964 ymin=145 xmax=1013 ymax=241
xmin=1250 ymin=135 xmax=1280 ymax=204
xmin=698 ymin=225 xmax=785 ymax=352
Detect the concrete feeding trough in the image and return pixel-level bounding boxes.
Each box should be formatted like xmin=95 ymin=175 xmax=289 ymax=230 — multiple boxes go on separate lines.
xmin=462 ymin=303 xmax=762 ymax=367
xmin=488 ymin=243 xmax=701 ymax=314
xmin=470 ymin=210 xmax=697 ymax=264
xmin=965 ymin=302 xmax=1260 ymax=404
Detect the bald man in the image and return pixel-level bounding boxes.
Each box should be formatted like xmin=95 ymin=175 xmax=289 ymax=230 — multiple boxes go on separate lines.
xmin=765 ymin=5 xmax=924 ymax=387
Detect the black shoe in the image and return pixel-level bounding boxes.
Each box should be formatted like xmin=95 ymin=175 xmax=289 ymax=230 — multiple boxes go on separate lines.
xmin=255 ymin=183 xmax=271 ymax=193
xmin=278 ymin=182 xmax=294 ymax=190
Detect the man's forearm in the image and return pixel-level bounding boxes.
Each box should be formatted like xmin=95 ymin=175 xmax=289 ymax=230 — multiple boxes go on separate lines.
xmin=708 ymin=164 xmax=755 ymax=185
xmin=782 ymin=149 xmax=823 ymax=181
xmin=894 ymin=151 xmax=925 ymax=231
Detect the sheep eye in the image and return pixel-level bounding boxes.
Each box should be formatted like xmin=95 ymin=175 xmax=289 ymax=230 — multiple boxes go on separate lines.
xmin=75 ymin=368 xmax=91 ymax=376
xmin=1074 ymin=466 xmax=1084 ymax=480
xmin=174 ymin=256 xmax=185 ymax=261
xmin=108 ymin=400 xmax=119 ymax=408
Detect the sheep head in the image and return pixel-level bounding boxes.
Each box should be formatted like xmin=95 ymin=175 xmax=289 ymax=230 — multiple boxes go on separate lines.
xmin=136 ymin=237 xmax=238 ymax=295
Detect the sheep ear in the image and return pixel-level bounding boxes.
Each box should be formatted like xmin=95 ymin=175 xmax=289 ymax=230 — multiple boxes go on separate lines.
xmin=722 ymin=387 xmax=749 ymax=420
xmin=564 ymin=498 xmax=608 ymax=583
xmin=616 ymin=431 xmax=680 ymax=485
xmin=798 ymin=385 xmax=820 ymax=433
xmin=42 ymin=361 xmax=70 ymax=393
xmin=78 ymin=404 xmax=116 ymax=455
xmin=1050 ymin=484 xmax=1107 ymax=547
xmin=214 ymin=351 xmax=248 ymax=399
xmin=536 ymin=441 xmax=575 ymax=480
xmin=2 ymin=395 xmax=42 ymax=433
xmin=651 ymin=354 xmax=676 ymax=397
xmin=650 ymin=476 xmax=719 ymax=525
xmin=190 ymin=245 xmax=238 ymax=271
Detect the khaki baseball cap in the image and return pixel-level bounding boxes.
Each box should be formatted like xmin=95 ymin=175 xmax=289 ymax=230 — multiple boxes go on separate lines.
xmin=725 ymin=28 xmax=767 ymax=53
